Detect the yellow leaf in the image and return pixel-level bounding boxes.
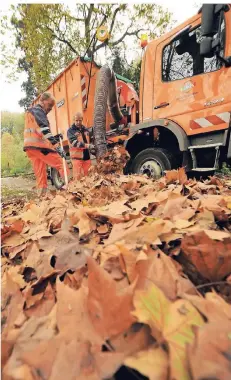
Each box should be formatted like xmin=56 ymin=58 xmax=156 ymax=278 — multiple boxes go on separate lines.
xmin=163 ymin=299 xmax=204 ymax=380
xmin=133 ymin=284 xmax=204 ymax=380
xmin=125 ymin=347 xmax=168 ymax=380
xmin=145 ymin=216 xmax=159 ymax=223
xmin=132 ymin=285 xmax=170 ymax=340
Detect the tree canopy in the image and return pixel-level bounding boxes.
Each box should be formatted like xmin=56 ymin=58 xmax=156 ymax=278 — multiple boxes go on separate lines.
xmin=2 ymin=3 xmax=172 ymax=108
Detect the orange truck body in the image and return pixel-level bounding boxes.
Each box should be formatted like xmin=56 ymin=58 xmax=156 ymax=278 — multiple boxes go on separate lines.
xmin=33 ymin=57 xmax=138 ymax=146
xmin=125 ymin=4 xmax=231 ymax=175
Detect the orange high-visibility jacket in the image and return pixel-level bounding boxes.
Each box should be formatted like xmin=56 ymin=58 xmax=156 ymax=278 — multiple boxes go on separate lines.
xmin=24 ymin=106 xmax=57 ymax=152
xmin=68 ymin=125 xmax=90 ymax=160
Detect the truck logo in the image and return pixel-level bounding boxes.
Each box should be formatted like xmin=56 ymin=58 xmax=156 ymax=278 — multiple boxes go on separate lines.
xmin=57 ymin=99 xmax=65 ymax=108
xmin=204 ymin=98 xmax=224 ymax=107
xmin=180 ymin=81 xmax=194 ymax=92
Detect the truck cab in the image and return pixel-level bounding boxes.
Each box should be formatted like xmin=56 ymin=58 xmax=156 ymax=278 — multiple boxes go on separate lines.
xmin=125 ymin=4 xmax=231 ymax=177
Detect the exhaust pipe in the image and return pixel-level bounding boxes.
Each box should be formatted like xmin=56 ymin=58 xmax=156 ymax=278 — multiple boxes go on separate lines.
xmin=93 ymin=65 xmax=123 ymax=158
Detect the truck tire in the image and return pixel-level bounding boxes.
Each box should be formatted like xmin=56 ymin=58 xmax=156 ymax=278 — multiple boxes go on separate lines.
xmin=131 ymin=148 xmax=174 ymax=179
xmin=51 ymin=168 xmax=64 ymax=190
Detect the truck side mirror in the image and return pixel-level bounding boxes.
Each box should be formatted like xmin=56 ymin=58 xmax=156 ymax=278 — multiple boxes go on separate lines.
xmin=200 ymin=4 xmax=229 ymax=58
xmin=201 ymin=4 xmax=216 ymax=37
xmin=200 ymin=36 xmax=213 ymax=57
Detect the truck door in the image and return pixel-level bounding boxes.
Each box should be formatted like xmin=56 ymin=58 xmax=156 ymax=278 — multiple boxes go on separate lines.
xmin=153 ymin=11 xmax=231 ymax=137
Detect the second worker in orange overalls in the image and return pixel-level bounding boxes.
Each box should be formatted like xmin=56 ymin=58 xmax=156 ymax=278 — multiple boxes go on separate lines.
xmin=67 ymin=112 xmax=94 ymax=180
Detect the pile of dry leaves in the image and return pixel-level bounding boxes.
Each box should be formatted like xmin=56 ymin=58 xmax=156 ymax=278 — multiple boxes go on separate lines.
xmin=1 ymin=166 xmax=231 ymax=380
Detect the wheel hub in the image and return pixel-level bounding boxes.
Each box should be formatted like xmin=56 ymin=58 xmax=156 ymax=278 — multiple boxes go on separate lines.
xmin=140 ymin=160 xmax=162 ymax=178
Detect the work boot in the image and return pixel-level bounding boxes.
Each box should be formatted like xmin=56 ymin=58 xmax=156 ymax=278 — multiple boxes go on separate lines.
xmin=37 ymin=188 xmax=48 ymax=198
xmin=60 ymin=184 xmax=68 ymax=191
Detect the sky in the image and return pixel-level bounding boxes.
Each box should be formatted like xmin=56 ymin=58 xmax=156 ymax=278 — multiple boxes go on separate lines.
xmin=0 ymin=0 xmax=199 ymax=113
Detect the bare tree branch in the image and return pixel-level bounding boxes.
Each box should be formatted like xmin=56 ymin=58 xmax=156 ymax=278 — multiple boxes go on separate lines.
xmin=109 ymin=6 xmax=121 ymax=35
xmin=86 ymin=3 xmax=94 ymax=25
xmin=94 ymin=24 xmax=145 ymax=52
xmin=46 ymin=25 xmax=78 ymax=54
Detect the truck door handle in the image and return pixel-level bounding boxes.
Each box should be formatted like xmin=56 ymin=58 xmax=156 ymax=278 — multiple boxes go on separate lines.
xmin=154 ymin=102 xmax=170 ymax=110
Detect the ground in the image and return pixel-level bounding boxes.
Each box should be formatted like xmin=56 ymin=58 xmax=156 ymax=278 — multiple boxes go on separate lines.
xmin=1 ymin=175 xmax=55 ymax=201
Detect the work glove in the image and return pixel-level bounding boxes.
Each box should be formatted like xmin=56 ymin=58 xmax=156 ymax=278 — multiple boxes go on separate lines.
xmin=55 ymin=145 xmax=66 ymax=159
xmin=54 ymin=133 xmax=63 ymax=143
xmin=87 ymin=143 xmax=96 ymax=155
xmin=88 ymin=144 xmax=95 ymax=150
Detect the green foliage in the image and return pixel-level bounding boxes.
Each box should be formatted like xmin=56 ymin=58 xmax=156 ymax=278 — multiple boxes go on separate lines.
xmin=18 ymin=58 xmax=38 ymax=110
xmin=218 ymin=162 xmax=231 ymax=176
xmin=2 ymin=3 xmax=172 ymax=102
xmin=1 ymin=111 xmax=24 ymax=139
xmin=1 ymin=113 xmax=31 ymax=176
xmin=111 ymin=48 xmax=141 ymax=92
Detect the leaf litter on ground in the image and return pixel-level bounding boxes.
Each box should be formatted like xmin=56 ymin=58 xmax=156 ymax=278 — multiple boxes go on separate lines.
xmin=1 ymin=153 xmax=231 ymax=379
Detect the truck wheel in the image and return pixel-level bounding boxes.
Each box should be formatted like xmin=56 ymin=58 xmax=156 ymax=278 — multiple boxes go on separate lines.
xmin=131 ymin=148 xmax=174 ymax=179
xmin=51 ymin=168 xmax=64 ymax=190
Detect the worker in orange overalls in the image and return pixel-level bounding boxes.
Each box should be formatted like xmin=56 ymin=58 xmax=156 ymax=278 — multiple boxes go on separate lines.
xmin=67 ymin=112 xmax=94 ymax=180
xmin=24 ymin=92 xmax=70 ymax=196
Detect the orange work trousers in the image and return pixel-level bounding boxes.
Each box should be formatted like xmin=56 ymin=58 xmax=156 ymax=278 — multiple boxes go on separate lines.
xmin=26 ymin=149 xmax=70 ymax=189
xmin=72 ymin=159 xmax=91 ymax=180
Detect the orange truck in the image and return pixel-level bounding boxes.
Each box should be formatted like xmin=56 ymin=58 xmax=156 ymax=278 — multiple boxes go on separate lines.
xmin=32 ymin=57 xmax=139 ymax=187
xmin=121 ymin=4 xmax=231 ymax=178
xmin=35 ymin=4 xmax=231 ymax=186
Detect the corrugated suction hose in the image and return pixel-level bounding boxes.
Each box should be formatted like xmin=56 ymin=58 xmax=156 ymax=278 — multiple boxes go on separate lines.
xmin=93 ymin=65 xmax=123 ymax=158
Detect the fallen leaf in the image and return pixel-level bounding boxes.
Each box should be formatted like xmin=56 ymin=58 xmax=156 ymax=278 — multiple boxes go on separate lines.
xmin=105 ymin=217 xmax=144 ymax=245
xmin=49 ymin=340 xmax=125 ymax=380
xmin=181 ymin=231 xmax=231 ymax=281
xmin=2 ymin=289 xmax=25 ymax=340
xmin=24 ymin=282 xmax=55 ymax=318
xmin=2 ymin=233 xmax=25 ymax=248
xmin=132 ymin=284 xmax=170 ymax=340
xmin=56 ymin=279 xmax=103 ymax=345
xmin=184 ymin=291 xmax=231 ymax=321
xmin=3 ymin=307 xmax=57 ymax=378
xmin=87 ymin=256 xmax=136 ymax=340
xmin=188 ymin=321 xmax=231 ymax=380
xmin=103 ymin=256 xmax=125 ymax=280
xmin=203 ymin=229 xmax=231 ymax=240
xmin=116 ymin=243 xmax=140 ymax=282
xmin=97 ymin=224 xmax=109 ymax=234
xmin=136 ymin=249 xmax=197 ymax=300
xmin=8 ymin=243 xmax=28 ymax=260
xmin=63 ymin=266 xmax=87 ymax=290
xmin=5 ymin=266 xmax=27 ymax=289
xmin=23 ymin=242 xmax=53 ymax=278
xmin=125 ymin=346 xmax=168 ymax=380
xmin=110 ymin=323 xmax=153 ymax=360
xmin=20 ymin=203 xmax=43 ymax=223
xmin=73 ymin=208 xmax=95 ymax=239
xmin=133 ymin=283 xmax=204 ymax=380
xmin=163 ymin=299 xmax=204 ymax=380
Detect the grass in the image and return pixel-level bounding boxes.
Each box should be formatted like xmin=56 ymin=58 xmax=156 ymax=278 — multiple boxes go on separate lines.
xmin=1 ymin=185 xmax=36 ymax=202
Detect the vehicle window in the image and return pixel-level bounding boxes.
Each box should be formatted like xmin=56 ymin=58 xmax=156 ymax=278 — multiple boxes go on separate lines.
xmin=162 ymin=18 xmax=225 ymax=82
